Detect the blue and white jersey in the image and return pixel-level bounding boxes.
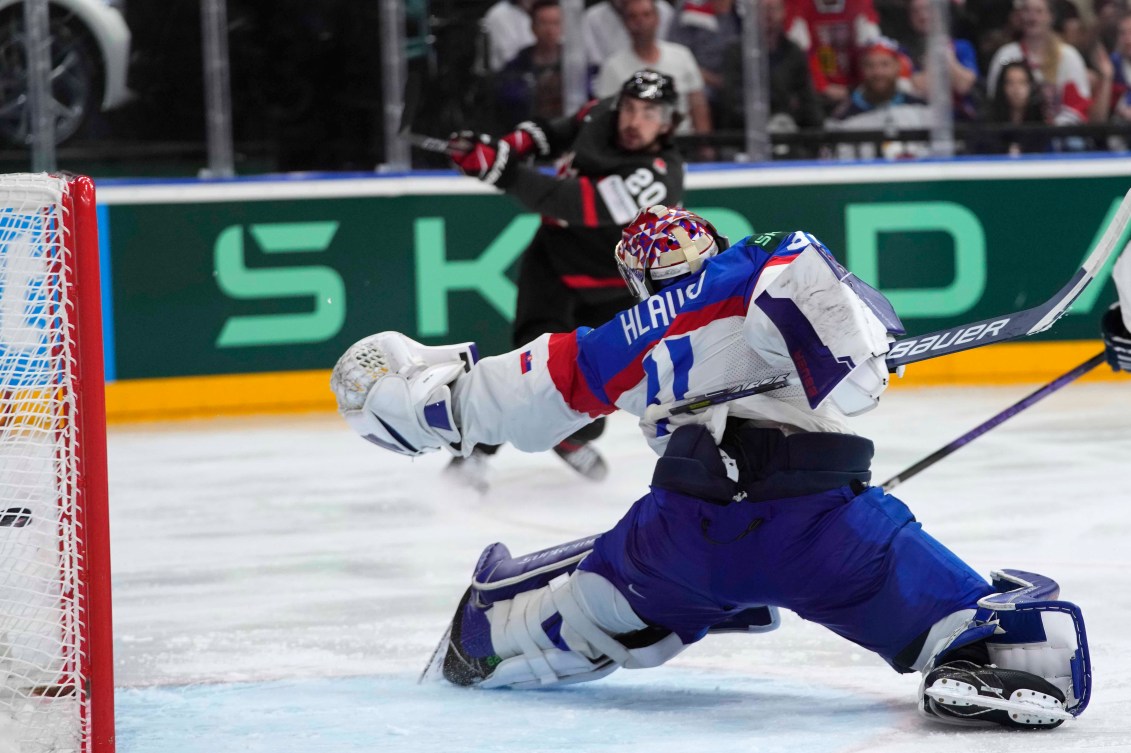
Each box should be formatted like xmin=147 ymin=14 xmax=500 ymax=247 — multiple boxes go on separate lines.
xmin=454 ymin=231 xmax=881 ymax=455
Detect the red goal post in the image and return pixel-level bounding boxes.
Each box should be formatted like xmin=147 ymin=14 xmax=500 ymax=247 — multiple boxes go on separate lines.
xmin=0 ymin=174 xmax=114 ymax=753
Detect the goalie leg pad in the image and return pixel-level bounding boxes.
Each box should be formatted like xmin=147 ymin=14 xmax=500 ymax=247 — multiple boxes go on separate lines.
xmin=330 ymin=332 xmax=477 ymax=456
xmin=442 ymin=540 xmax=686 ymax=689
xmin=919 ymin=569 xmax=1092 ymax=720
xmin=472 ymin=535 xmax=598 ymax=605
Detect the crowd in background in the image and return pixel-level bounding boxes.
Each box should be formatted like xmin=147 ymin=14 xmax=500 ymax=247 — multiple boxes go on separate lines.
xmin=8 ymin=0 xmax=1131 ymax=176
xmin=469 ymin=0 xmax=1131 ymax=159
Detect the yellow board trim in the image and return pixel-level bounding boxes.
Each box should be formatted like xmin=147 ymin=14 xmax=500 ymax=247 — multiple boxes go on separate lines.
xmin=104 ymin=340 xmax=1122 ymax=424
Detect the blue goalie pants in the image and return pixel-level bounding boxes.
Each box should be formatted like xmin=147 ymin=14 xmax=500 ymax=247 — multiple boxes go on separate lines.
xmin=577 ymin=434 xmax=994 ymax=670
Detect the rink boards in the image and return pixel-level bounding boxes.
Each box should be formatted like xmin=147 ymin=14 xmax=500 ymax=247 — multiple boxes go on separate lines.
xmin=94 ymin=157 xmax=1131 ymax=422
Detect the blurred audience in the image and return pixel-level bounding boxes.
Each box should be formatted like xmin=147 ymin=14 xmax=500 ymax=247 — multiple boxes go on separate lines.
xmin=966 ymin=0 xmax=1024 ymax=72
xmin=585 ymin=0 xmax=675 ymax=66
xmin=785 ymin=0 xmax=882 ymax=111
xmin=495 ymin=0 xmax=568 ymax=124
xmin=484 ymin=0 xmax=536 ymax=73
xmin=975 ymin=59 xmax=1053 ymax=152
xmin=826 ymin=37 xmax=932 ymax=159
xmin=1095 ymin=0 xmax=1127 ymax=50
xmin=1108 ymin=12 xmax=1131 ymax=120
xmin=1056 ymin=0 xmax=1115 ymax=123
xmin=987 ymin=0 xmax=1092 ymax=125
xmin=668 ymin=0 xmax=743 ymax=113
xmin=718 ymin=0 xmax=825 ymax=141
xmin=898 ymin=0 xmax=983 ymax=120
xmin=593 ymin=0 xmax=714 ymax=142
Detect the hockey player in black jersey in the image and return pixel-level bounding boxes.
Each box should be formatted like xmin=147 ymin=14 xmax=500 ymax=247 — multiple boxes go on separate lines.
xmin=446 ymin=70 xmax=687 ymax=486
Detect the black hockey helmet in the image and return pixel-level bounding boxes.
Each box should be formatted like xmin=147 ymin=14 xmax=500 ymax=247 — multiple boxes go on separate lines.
xmin=618 ymin=70 xmax=679 ymax=111
xmin=616 ymin=69 xmax=681 ymax=137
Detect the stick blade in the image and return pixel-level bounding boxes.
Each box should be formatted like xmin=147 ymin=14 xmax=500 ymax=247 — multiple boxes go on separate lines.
xmin=418 ymin=624 xmax=452 ymax=684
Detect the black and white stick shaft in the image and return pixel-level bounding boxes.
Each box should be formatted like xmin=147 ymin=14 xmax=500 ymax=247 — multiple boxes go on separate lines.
xmin=643 ymin=375 xmax=794 ymax=422
xmin=401 ymin=131 xmax=454 ymax=154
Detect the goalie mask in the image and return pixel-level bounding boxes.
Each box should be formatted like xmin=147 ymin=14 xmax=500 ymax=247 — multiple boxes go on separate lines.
xmin=614 ymin=205 xmax=727 ymax=302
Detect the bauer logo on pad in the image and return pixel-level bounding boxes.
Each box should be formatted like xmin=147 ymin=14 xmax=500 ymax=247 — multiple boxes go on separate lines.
xmin=520 ymin=351 xmax=533 ymax=374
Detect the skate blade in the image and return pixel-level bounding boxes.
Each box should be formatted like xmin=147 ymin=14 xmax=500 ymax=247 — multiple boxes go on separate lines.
xmin=925 ymin=685 xmax=1074 ymax=722
xmin=418 ymin=624 xmax=452 ymax=684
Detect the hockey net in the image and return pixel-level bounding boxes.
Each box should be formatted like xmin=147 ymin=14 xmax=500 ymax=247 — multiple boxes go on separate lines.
xmin=0 ymin=174 xmax=113 ymax=753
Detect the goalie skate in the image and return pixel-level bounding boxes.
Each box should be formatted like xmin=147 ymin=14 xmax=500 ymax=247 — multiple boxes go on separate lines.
xmin=921 ymin=660 xmax=1071 ymax=729
xmin=553 ymin=440 xmax=608 ymax=481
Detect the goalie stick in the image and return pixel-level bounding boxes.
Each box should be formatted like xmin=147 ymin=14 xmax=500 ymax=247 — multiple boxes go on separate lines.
xmin=646 ymin=193 xmax=1131 ymax=421
xmin=886 ymin=187 xmax=1131 ymax=369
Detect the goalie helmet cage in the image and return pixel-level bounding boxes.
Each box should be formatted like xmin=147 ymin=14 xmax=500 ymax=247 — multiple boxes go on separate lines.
xmin=0 ymin=174 xmax=114 ymax=753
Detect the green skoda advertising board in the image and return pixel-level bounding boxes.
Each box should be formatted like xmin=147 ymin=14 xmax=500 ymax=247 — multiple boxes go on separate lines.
xmin=98 ymin=162 xmax=1131 ymax=381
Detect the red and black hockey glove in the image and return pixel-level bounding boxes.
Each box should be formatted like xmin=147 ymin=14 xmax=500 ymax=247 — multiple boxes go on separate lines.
xmin=1102 ymin=303 xmax=1131 ymax=372
xmin=499 ymin=121 xmax=551 ymax=159
xmin=448 ymin=131 xmax=514 ymax=186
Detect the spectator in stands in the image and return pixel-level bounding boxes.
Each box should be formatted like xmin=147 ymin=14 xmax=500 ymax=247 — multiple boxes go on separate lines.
xmin=585 ymin=0 xmax=675 ymax=67
xmin=785 ymin=0 xmax=882 ymax=111
xmin=899 ymin=0 xmax=982 ymax=120
xmin=1111 ymin=13 xmax=1131 ymax=120
xmin=826 ymin=37 xmax=932 ymax=159
xmin=1095 ymin=0 xmax=1127 ymax=50
xmin=966 ymin=0 xmax=1024 ymax=71
xmin=668 ymin=0 xmax=742 ymax=113
xmin=484 ymin=0 xmax=536 ymax=73
xmin=1055 ymin=0 xmax=1116 ymax=123
xmin=987 ymin=0 xmax=1093 ymax=125
xmin=496 ymin=0 xmax=568 ymax=123
xmin=718 ymin=0 xmax=825 ymax=144
xmin=975 ymin=59 xmax=1053 ymax=152
xmin=594 ymin=0 xmax=714 ymax=145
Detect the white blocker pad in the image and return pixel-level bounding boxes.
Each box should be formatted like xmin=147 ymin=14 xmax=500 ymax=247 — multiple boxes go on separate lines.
xmin=744 ymin=244 xmax=893 ymax=416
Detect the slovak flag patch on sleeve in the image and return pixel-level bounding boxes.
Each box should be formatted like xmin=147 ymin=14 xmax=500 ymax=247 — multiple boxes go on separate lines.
xmin=520 ymin=350 xmax=534 ymax=374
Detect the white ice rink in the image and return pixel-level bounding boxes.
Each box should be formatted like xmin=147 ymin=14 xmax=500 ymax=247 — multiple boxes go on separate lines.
xmin=108 ymin=380 xmax=1131 ymax=753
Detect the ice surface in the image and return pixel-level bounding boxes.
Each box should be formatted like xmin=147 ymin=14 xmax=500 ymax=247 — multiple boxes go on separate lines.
xmin=108 ymin=382 xmax=1131 ymax=752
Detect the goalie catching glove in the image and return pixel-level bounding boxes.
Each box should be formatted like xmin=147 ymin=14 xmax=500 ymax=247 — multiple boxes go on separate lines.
xmin=330 ymin=332 xmax=478 ymax=456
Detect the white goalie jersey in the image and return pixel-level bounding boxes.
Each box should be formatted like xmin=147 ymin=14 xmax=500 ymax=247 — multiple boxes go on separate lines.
xmin=333 ymin=231 xmax=902 ymax=459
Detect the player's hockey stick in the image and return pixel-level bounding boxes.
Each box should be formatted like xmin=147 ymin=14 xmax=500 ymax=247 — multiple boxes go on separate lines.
xmin=402 ymin=131 xmax=455 ymax=154
xmin=0 ymin=507 xmax=32 ymax=527
xmin=885 ymin=188 xmax=1131 ymax=369
xmin=880 ymin=351 xmax=1105 ymax=492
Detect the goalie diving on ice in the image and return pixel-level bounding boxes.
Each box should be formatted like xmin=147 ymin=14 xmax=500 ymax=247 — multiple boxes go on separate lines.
xmin=330 ymin=204 xmax=1110 ymax=730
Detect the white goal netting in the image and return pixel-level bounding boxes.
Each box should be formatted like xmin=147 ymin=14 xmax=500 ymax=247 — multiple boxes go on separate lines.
xmin=0 ymin=174 xmax=90 ymax=753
